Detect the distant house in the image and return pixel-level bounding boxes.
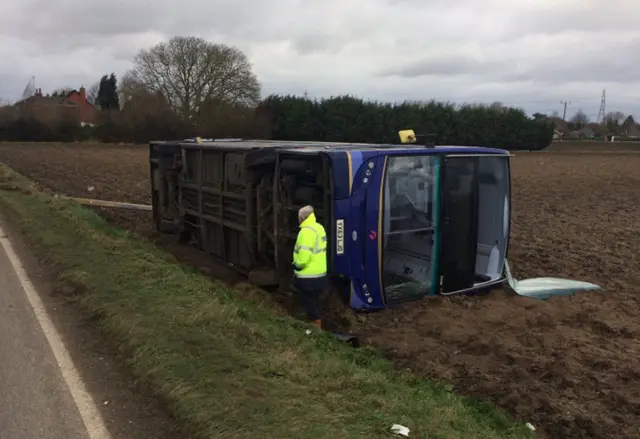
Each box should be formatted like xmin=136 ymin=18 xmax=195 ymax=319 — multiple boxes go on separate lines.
xmin=623 ymin=124 xmax=640 ymax=138
xmin=14 ymin=87 xmax=98 ymax=126
xmin=620 ymin=116 xmax=640 ymax=138
xmin=553 ymin=129 xmax=563 ymax=140
xmin=549 ymin=117 xmax=569 ymax=135
xmin=65 ymin=87 xmax=98 ymax=126
xmin=570 ymin=126 xmax=595 ymax=138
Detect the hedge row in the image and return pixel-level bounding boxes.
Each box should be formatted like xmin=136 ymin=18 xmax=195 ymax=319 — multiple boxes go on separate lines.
xmin=258 ymin=95 xmax=554 ymax=150
xmin=0 ymin=94 xmax=554 ymax=150
xmin=0 ymin=118 xmax=96 ymax=143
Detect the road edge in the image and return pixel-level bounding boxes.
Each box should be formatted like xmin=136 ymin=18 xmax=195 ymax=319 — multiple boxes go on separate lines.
xmin=0 ymin=224 xmax=112 ymax=439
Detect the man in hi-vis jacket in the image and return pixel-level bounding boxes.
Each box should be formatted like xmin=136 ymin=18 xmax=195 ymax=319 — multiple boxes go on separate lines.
xmin=292 ymin=205 xmax=328 ymax=329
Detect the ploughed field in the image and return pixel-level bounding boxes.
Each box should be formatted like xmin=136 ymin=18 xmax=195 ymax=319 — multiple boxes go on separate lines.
xmin=1 ymin=142 xmax=639 ymax=439
xmin=547 ymin=140 xmax=640 ymax=151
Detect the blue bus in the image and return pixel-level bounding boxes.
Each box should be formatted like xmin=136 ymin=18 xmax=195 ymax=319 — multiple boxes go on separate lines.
xmin=149 ymin=132 xmax=600 ymax=310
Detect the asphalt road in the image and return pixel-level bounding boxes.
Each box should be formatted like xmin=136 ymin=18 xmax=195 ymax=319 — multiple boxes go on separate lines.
xmin=0 ymin=238 xmax=92 ymax=439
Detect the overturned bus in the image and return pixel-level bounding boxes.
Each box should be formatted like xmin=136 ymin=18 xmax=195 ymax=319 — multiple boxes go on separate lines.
xmin=149 ymin=133 xmax=600 ymax=310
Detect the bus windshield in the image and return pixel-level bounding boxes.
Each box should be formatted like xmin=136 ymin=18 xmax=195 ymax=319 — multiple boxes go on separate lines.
xmin=381 ymin=155 xmax=438 ymax=303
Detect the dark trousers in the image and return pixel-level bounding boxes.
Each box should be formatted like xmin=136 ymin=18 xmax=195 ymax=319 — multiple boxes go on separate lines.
xmin=294 ymin=276 xmax=328 ymax=321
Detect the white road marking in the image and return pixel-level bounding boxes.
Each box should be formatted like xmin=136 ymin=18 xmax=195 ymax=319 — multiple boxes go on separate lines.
xmin=0 ymin=226 xmax=112 ymax=439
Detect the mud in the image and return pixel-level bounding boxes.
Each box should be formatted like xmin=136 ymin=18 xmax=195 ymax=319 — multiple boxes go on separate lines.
xmin=546 ymin=140 xmax=640 ymax=151
xmin=1 ymin=142 xmax=639 ymax=439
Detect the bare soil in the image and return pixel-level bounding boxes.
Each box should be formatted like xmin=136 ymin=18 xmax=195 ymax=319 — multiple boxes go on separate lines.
xmin=547 ymin=140 xmax=640 ymax=151
xmin=1 ymin=142 xmax=639 ymax=439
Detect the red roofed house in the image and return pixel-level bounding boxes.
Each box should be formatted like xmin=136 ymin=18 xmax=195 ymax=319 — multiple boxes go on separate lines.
xmin=65 ymin=87 xmax=98 ymax=126
xmin=15 ymin=87 xmax=98 ymax=127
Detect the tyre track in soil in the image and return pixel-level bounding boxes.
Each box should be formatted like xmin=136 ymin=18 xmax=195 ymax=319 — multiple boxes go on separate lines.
xmin=1 ymin=143 xmax=639 ymax=439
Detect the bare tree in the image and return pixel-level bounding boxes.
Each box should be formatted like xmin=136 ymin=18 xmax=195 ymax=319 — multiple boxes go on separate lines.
xmin=127 ymin=36 xmax=261 ymax=121
xmin=51 ymin=87 xmax=74 ymax=97
xmin=604 ymin=111 xmax=625 ymax=125
xmin=603 ymin=110 xmax=625 ymax=133
xmin=570 ymin=109 xmax=589 ymax=128
xmin=118 ymin=73 xmax=147 ymax=108
xmin=86 ymin=82 xmax=100 ymax=105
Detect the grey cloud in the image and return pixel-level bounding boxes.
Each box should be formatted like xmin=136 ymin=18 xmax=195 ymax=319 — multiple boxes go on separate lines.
xmin=5 ymin=0 xmax=508 ymax=56
xmin=8 ymin=0 xmax=381 ymax=54
xmin=378 ymin=56 xmax=508 ymax=78
xmin=5 ymin=0 xmax=280 ymax=48
xmin=508 ymin=2 xmax=640 ymax=36
xmin=377 ymin=35 xmax=640 ymax=86
xmin=501 ymin=62 xmax=640 ymax=85
xmin=499 ymin=38 xmax=640 ymax=85
xmin=291 ymin=34 xmax=338 ymax=55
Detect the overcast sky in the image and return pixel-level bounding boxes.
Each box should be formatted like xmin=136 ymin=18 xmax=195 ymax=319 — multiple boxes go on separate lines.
xmin=1 ymin=0 xmax=639 ymax=120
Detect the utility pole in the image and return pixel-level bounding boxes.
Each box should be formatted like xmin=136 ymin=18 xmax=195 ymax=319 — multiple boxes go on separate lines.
xmin=560 ymin=100 xmax=571 ymax=121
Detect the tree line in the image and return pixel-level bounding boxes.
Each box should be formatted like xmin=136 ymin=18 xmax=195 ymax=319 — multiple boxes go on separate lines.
xmin=259 ymin=95 xmax=552 ymax=150
xmin=0 ymin=36 xmax=553 ymax=150
xmin=533 ymin=108 xmax=638 ymax=136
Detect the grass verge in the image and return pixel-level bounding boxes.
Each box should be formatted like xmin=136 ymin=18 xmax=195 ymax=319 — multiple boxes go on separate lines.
xmin=0 ymin=164 xmax=534 ymax=439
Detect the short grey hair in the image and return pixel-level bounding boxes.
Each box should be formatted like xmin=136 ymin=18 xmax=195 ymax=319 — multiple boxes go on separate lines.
xmin=298 ymin=205 xmax=314 ymax=222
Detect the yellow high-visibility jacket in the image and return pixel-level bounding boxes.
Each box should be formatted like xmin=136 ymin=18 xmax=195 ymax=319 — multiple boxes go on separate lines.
xmin=292 ymin=213 xmax=327 ymax=278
